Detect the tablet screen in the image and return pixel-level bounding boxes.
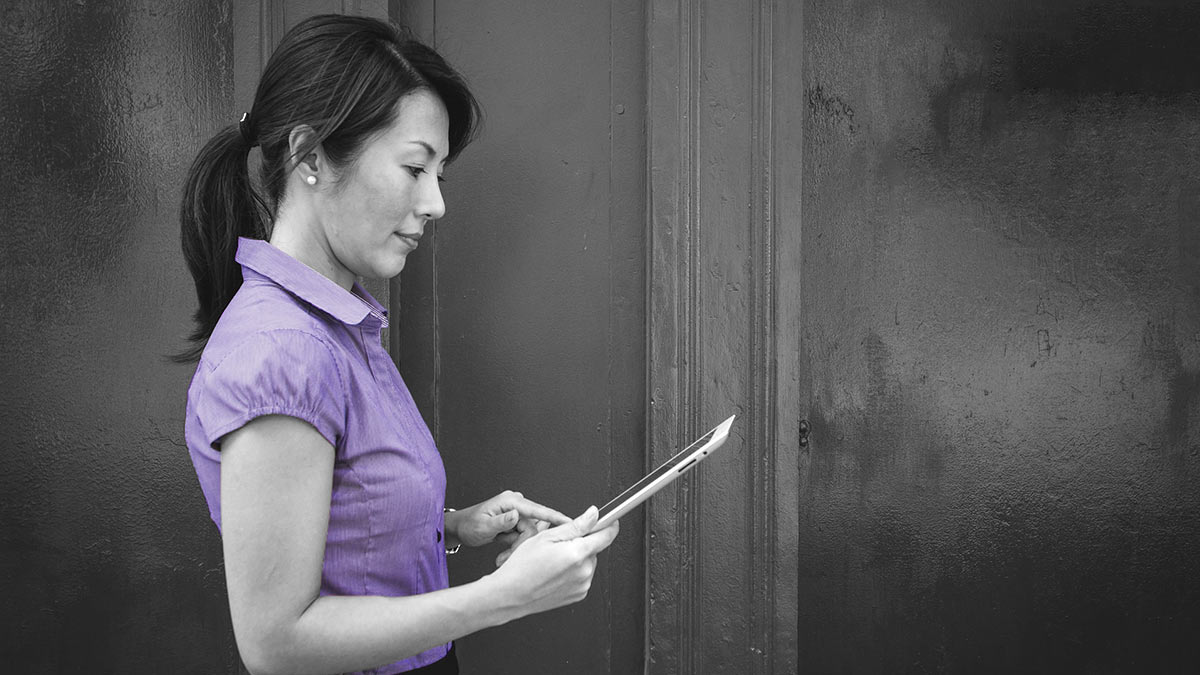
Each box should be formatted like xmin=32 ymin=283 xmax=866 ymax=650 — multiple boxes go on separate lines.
xmin=598 ymin=427 xmax=718 ymax=520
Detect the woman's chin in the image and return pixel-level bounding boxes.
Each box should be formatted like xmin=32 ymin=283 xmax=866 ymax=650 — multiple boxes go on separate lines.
xmin=356 ymin=254 xmax=407 ymax=282
xmin=381 ymin=253 xmax=409 ymax=278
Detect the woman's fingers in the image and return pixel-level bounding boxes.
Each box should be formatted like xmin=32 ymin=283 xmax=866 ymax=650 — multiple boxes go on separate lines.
xmin=544 ymin=506 xmax=599 ymax=543
xmin=517 ymin=500 xmax=571 ymax=526
xmin=488 ymin=509 xmax=520 ymax=533
xmin=495 ymin=519 xmax=545 ymax=566
xmin=491 ymin=491 xmax=570 ymax=526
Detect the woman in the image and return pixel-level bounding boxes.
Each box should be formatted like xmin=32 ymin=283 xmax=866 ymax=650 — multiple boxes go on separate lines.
xmin=177 ymin=15 xmax=618 ymax=675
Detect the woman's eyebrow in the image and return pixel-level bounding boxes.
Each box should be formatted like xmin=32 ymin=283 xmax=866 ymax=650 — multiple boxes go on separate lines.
xmin=404 ymin=140 xmax=448 ymax=171
xmin=406 ymin=140 xmax=440 ymax=157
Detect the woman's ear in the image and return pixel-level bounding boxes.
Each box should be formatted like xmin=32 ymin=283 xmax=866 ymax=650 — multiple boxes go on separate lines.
xmin=286 ymin=124 xmax=323 ymax=177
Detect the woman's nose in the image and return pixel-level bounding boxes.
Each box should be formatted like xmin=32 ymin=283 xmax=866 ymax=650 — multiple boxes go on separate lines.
xmin=418 ymin=176 xmax=446 ymax=221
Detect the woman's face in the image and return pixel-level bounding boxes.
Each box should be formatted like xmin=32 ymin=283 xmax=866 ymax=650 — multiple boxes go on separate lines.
xmin=317 ymin=89 xmax=450 ymax=282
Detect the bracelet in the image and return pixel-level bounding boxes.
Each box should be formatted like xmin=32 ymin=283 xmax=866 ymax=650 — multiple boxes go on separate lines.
xmin=443 ymin=507 xmax=461 ymax=555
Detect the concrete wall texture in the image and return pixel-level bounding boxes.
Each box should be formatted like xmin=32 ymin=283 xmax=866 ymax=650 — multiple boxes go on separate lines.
xmin=801 ymin=0 xmax=1200 ymax=671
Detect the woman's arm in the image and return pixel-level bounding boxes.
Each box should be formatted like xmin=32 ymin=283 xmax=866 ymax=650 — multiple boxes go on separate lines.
xmin=220 ymin=414 xmax=616 ymax=675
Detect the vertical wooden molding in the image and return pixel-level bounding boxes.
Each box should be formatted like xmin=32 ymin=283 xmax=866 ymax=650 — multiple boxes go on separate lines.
xmin=260 ymin=1 xmax=286 ymax=68
xmin=771 ymin=0 xmax=802 ymax=671
xmin=749 ymin=0 xmax=777 ymax=672
xmin=679 ymin=0 xmax=703 ymax=671
xmin=645 ymin=0 xmax=675 ymax=669
xmin=647 ymin=0 xmax=799 ymax=671
xmin=645 ymin=0 xmax=702 ymax=671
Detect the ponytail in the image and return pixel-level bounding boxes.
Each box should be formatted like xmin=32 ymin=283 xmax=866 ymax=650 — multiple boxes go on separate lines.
xmin=173 ymin=123 xmax=267 ymax=363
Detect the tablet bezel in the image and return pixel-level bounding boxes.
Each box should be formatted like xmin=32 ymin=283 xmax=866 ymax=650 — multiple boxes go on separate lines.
xmin=592 ymin=415 xmax=736 ymax=532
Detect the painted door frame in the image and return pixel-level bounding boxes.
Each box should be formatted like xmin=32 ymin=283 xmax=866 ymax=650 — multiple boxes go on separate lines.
xmin=645 ymin=0 xmax=800 ymax=672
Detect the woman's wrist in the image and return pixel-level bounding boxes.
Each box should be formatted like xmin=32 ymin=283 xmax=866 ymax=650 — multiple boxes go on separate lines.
xmin=472 ymin=571 xmax=525 ymax=627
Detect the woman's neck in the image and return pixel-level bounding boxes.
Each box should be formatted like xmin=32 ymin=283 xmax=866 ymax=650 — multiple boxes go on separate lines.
xmin=269 ymin=209 xmax=354 ymax=290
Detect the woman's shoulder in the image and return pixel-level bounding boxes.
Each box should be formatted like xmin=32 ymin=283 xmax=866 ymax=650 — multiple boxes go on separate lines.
xmin=187 ymin=284 xmax=352 ymax=452
xmin=201 ymin=279 xmax=347 ymax=372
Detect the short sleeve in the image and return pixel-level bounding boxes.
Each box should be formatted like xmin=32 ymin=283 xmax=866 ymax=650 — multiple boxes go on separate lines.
xmin=194 ymin=329 xmax=347 ymax=451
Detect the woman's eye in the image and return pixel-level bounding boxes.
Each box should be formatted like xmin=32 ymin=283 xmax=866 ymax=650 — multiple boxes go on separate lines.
xmin=405 ymin=166 xmax=446 ymax=184
xmin=406 ymin=166 xmax=445 ymax=183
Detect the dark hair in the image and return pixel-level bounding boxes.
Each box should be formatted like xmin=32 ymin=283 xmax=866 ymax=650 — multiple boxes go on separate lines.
xmin=174 ymin=14 xmax=481 ymax=362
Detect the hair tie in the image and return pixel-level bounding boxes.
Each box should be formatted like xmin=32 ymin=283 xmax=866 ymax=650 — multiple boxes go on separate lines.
xmin=238 ymin=112 xmax=257 ymax=148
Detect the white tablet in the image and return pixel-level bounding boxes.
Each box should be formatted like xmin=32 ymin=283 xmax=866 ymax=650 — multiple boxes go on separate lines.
xmin=592 ymin=415 xmax=736 ymax=533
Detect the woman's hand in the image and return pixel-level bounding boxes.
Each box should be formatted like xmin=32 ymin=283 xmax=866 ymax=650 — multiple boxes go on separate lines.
xmin=494 ymin=518 xmax=549 ymax=567
xmin=445 ymin=490 xmax=570 ymax=549
xmin=483 ymin=506 xmax=620 ymax=618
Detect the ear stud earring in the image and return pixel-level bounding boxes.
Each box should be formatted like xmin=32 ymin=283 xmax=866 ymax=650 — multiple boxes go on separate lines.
xmin=306 ymin=175 xmax=317 ymax=185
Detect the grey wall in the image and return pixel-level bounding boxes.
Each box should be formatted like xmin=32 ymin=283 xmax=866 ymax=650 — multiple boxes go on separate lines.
xmin=801 ymin=0 xmax=1200 ymax=671
xmin=1 ymin=1 xmax=240 ymax=673
xmin=6 ymin=0 xmax=1199 ymax=672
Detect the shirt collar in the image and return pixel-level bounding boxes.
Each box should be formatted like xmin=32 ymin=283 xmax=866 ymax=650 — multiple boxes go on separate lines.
xmin=235 ymin=237 xmax=389 ymax=328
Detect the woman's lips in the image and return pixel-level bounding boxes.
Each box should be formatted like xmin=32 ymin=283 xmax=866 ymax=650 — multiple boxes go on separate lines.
xmin=395 ymin=233 xmax=420 ymax=250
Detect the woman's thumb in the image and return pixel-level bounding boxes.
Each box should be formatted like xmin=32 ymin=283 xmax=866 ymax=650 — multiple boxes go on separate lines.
xmin=549 ymin=505 xmax=598 ymax=541
xmin=494 ymin=509 xmax=519 ymax=531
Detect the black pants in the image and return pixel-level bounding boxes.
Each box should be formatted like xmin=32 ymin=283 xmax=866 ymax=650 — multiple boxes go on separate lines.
xmin=407 ymin=643 xmax=458 ymax=674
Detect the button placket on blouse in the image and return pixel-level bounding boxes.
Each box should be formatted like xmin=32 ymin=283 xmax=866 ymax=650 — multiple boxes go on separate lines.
xmin=360 ymin=318 xmax=446 ymax=549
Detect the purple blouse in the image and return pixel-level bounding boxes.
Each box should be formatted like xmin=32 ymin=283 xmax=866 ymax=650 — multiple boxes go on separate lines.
xmin=185 ymin=237 xmax=450 ymax=673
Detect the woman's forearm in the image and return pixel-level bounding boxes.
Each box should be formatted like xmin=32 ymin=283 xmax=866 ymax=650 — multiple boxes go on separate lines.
xmin=241 ymin=575 xmax=520 ymax=675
